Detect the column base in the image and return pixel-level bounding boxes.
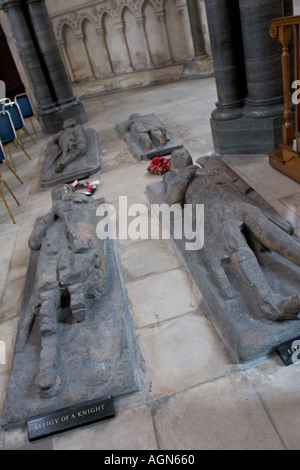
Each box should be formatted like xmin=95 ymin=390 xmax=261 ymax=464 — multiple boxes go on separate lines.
xmin=210 ymin=114 xmax=284 ymax=155
xmin=38 ymin=100 xmax=87 ymax=135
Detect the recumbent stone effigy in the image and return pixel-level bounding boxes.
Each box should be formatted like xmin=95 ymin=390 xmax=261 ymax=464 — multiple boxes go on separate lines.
xmin=147 ymin=150 xmax=300 ymax=361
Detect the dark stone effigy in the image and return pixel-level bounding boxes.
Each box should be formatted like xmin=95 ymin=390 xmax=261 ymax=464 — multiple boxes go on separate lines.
xmin=116 ymin=113 xmax=183 ymax=160
xmin=41 ymin=119 xmax=102 ymax=188
xmin=147 ymin=150 xmax=300 ymax=362
xmin=2 ymin=187 xmax=139 ymax=429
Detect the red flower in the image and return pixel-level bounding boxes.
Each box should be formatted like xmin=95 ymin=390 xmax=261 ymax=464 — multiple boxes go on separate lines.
xmin=148 ymin=156 xmax=171 ymax=175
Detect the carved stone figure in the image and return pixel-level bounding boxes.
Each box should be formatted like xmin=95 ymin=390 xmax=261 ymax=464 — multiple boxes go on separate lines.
xmin=51 ymin=118 xmax=87 ymax=174
xmin=116 ymin=113 xmax=183 ymax=160
xmin=2 ymin=189 xmax=139 ymax=430
xmin=41 ymin=119 xmax=102 ymax=188
xmin=165 ymin=152 xmax=300 ymax=321
xmin=18 ymin=186 xmax=106 ymax=396
xmin=125 ymin=113 xmax=169 ymax=150
xmin=147 ymin=150 xmax=300 ymax=361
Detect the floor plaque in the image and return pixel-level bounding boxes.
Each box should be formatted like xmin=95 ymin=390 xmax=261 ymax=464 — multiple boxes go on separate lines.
xmin=276 ymin=336 xmax=300 ymax=366
xmin=27 ymin=396 xmax=115 ymax=441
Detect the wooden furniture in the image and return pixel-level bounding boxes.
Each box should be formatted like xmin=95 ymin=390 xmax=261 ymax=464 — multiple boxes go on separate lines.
xmin=268 ymin=15 xmax=300 ymax=183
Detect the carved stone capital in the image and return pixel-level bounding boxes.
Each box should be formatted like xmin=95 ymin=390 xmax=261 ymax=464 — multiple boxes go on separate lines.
xmin=156 ymin=11 xmax=167 ymax=23
xmin=76 ymin=33 xmax=85 ymax=43
xmin=95 ymin=27 xmax=105 ymax=38
xmin=135 ymin=16 xmax=145 ymax=28
xmin=115 ymin=21 xmax=125 ymax=34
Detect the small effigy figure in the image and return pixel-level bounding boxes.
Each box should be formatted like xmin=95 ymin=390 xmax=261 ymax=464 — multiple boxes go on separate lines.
xmin=50 ymin=118 xmax=87 ymax=174
xmin=125 ymin=113 xmax=169 ymax=150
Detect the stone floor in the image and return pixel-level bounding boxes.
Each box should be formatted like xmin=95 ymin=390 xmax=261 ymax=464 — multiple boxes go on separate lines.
xmin=0 ymin=77 xmax=300 ymax=450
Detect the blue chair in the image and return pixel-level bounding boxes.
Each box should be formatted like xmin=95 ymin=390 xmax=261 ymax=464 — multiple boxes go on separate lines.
xmin=15 ymin=93 xmax=38 ymax=136
xmin=0 ymin=110 xmax=32 ymax=167
xmin=3 ymin=101 xmax=36 ymax=146
xmin=0 ymin=138 xmax=23 ymax=185
xmin=0 ymin=98 xmax=11 ymax=108
xmin=0 ymin=171 xmax=20 ymax=224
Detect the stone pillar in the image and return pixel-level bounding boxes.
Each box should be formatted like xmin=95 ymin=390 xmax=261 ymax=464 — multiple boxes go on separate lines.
xmin=76 ymin=33 xmax=95 ymax=79
xmin=27 ymin=0 xmax=76 ymax=105
xmin=115 ymin=21 xmax=133 ymax=73
xmin=135 ymin=16 xmax=153 ymax=68
xmin=239 ymin=0 xmax=284 ymax=118
xmin=95 ymin=27 xmax=113 ymax=75
xmin=58 ymin=39 xmax=75 ymax=83
xmin=1 ymin=0 xmax=54 ymax=113
xmin=156 ymin=10 xmax=173 ymax=62
xmin=0 ymin=0 xmax=87 ymax=134
xmin=204 ymin=0 xmax=246 ymax=120
xmin=176 ymin=1 xmax=195 ymax=60
xmin=206 ymin=0 xmax=292 ymax=155
xmin=186 ymin=0 xmax=207 ymax=58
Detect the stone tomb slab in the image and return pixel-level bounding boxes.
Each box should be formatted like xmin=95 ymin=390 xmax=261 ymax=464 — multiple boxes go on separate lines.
xmin=1 ymin=208 xmax=139 ymax=430
xmin=146 ymin=175 xmax=300 ymax=363
xmin=41 ymin=127 xmax=102 ymax=188
xmin=116 ymin=113 xmax=183 ymax=160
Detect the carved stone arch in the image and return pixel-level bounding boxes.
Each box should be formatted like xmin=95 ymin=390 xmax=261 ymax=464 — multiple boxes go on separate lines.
xmin=78 ymin=12 xmax=98 ymax=33
xmin=100 ymin=10 xmax=114 ymax=29
xmin=142 ymin=0 xmax=171 ymax=65
xmin=102 ymin=10 xmax=132 ymax=74
xmin=163 ymin=0 xmax=188 ymax=61
xmin=61 ymin=22 xmax=93 ymax=82
xmin=141 ymin=0 xmax=157 ymax=15
xmin=80 ymin=16 xmax=109 ymax=79
xmin=120 ymin=3 xmax=136 ymax=21
xmin=56 ymin=17 xmax=77 ymax=42
xmin=121 ymin=4 xmax=149 ymax=70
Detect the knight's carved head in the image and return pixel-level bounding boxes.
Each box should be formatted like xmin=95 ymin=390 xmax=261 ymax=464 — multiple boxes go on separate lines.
xmin=62 ymin=118 xmax=77 ymax=130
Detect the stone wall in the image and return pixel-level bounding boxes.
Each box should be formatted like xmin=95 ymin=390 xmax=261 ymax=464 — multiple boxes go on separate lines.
xmin=46 ymin=0 xmax=213 ymax=98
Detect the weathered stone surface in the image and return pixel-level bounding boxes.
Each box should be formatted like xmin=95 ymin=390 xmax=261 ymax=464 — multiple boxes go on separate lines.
xmin=147 ymin=152 xmax=300 ymax=362
xmin=41 ymin=120 xmax=102 ymax=188
xmin=1 ymin=188 xmax=139 ymax=429
xmin=151 ymin=374 xmax=284 ymax=450
xmin=116 ymin=113 xmax=183 ymax=160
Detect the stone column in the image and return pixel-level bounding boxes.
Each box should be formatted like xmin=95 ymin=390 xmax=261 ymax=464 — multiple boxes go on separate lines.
xmin=26 ymin=0 xmax=78 ymax=105
xmin=76 ymin=33 xmax=95 ymax=79
xmin=176 ymin=1 xmax=195 ymax=60
xmin=58 ymin=39 xmax=75 ymax=83
xmin=156 ymin=10 xmax=173 ymax=63
xmin=135 ymin=16 xmax=153 ymax=68
xmin=205 ymin=0 xmax=292 ymax=154
xmin=1 ymin=0 xmax=87 ymax=133
xmin=95 ymin=27 xmax=113 ymax=75
xmin=115 ymin=21 xmax=133 ymax=73
xmin=1 ymin=0 xmax=54 ymax=113
xmin=186 ymin=0 xmax=207 ymax=58
xmin=239 ymin=0 xmax=284 ymax=118
xmin=204 ymin=0 xmax=246 ymax=120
